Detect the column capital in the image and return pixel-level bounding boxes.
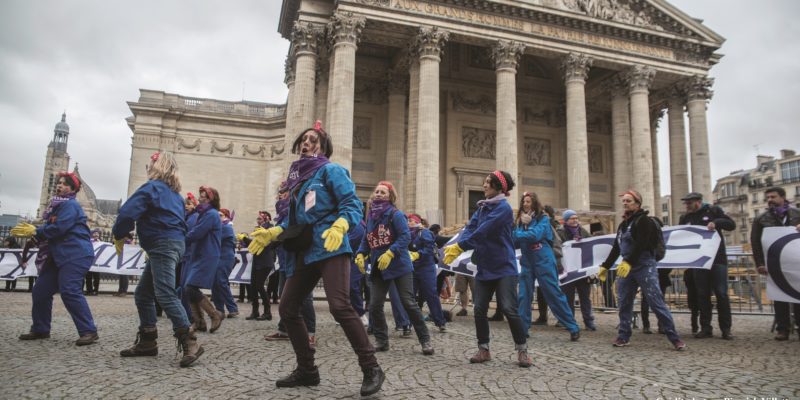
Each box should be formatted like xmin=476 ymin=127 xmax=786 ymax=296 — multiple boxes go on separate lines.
xmin=683 ymin=75 xmax=714 ymax=101
xmin=284 ymin=53 xmax=296 ymax=86
xmin=492 ymin=40 xmax=525 ymax=71
xmin=327 ymin=11 xmax=366 ymax=48
xmin=625 ymin=65 xmax=656 ymax=94
xmin=666 ymin=84 xmax=687 ymax=108
xmin=415 ymin=26 xmax=449 ymax=59
xmin=291 ymin=21 xmax=323 ymax=56
xmin=387 ymin=67 xmax=409 ymax=95
xmin=560 ymin=53 xmax=592 ymax=82
xmin=603 ymin=74 xmax=629 ymax=97
xmin=650 ymin=108 xmax=666 ymax=130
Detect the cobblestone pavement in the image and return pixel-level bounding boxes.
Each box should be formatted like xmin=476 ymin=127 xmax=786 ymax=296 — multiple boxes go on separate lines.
xmin=1 ymin=290 xmax=798 ymax=400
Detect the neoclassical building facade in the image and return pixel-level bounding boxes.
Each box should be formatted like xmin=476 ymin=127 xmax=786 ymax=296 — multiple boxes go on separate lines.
xmin=126 ymin=0 xmax=724 ymax=228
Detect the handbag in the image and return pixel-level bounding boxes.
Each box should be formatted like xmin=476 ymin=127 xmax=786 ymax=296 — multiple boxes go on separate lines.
xmin=277 ymin=190 xmax=335 ymax=253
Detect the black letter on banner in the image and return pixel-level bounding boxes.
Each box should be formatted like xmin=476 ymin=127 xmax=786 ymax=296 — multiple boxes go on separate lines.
xmin=571 ymin=237 xmax=615 ymax=268
xmin=232 ymin=251 xmax=250 ymax=283
xmin=767 ymin=232 xmax=800 ymax=302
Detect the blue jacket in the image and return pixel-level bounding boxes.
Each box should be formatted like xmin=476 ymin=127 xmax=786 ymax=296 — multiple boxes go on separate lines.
xmin=182 ymin=211 xmax=199 ymax=263
xmin=113 ymin=180 xmax=187 ymax=251
xmin=358 ymin=207 xmax=413 ymax=281
xmin=513 ymin=214 xmax=557 ymax=271
xmin=410 ymin=227 xmax=436 ymax=269
xmin=217 ymin=222 xmax=237 ymax=276
xmin=279 ymin=163 xmax=363 ymax=276
xmin=348 ymin=220 xmax=366 ymax=268
xmin=458 ymin=198 xmax=517 ymax=281
xmin=183 ymin=207 xmax=221 ymax=288
xmin=36 ymin=198 xmax=93 ymax=263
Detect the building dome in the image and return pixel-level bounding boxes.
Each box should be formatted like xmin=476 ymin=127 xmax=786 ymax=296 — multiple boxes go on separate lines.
xmin=54 ymin=112 xmax=69 ymax=133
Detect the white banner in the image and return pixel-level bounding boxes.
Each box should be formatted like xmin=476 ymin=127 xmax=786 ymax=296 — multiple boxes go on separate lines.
xmin=441 ymin=225 xmax=721 ymax=286
xmin=0 ymin=242 xmax=263 ymax=283
xmin=761 ymin=227 xmax=800 ymax=304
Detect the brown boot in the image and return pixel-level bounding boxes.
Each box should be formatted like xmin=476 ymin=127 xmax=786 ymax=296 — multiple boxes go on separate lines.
xmin=174 ymin=327 xmax=204 ymax=367
xmin=198 ymin=296 xmax=223 ymax=333
xmin=120 ymin=327 xmax=158 ymax=357
xmin=469 ymin=347 xmax=491 ymax=363
xmin=189 ymin=303 xmax=206 ymax=332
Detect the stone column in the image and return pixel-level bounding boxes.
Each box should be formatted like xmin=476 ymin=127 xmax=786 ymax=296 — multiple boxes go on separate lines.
xmin=414 ymin=26 xmax=448 ymax=223
xmin=280 ymin=54 xmax=297 ymax=179
xmin=404 ymin=55 xmax=420 ymax=211
xmin=667 ymin=91 xmax=689 ymax=223
xmin=314 ymin=51 xmax=330 ymax=130
xmin=626 ymin=65 xmax=657 ymax=212
xmin=609 ymin=76 xmax=632 ymax=219
xmin=560 ymin=53 xmax=592 ymax=211
xmin=290 ymin=21 xmax=321 ymax=136
xmin=493 ymin=40 xmax=525 ymax=202
xmin=650 ymin=109 xmax=664 ymax=219
xmin=386 ymin=67 xmax=408 ymax=209
xmin=685 ymin=75 xmax=714 ymax=200
xmin=326 ymin=12 xmax=365 ymax=170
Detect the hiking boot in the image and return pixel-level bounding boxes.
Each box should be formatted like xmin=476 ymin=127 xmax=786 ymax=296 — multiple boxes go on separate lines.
xmin=694 ymin=331 xmax=713 ymax=339
xmin=19 ymin=331 xmax=50 ymax=341
xmin=517 ymin=350 xmax=532 ymax=368
xmin=256 ymin=312 xmax=272 ymax=321
xmin=198 ymin=297 xmax=223 ymax=333
xmin=421 ymin=341 xmax=434 ymax=355
xmin=456 ymin=309 xmax=467 ymax=317
xmin=360 ymin=366 xmax=385 ymax=396
xmin=612 ymin=338 xmax=629 ymax=347
xmin=264 ymin=332 xmax=290 ymax=341
xmin=76 ymin=332 xmax=99 ymax=346
xmin=570 ymin=331 xmax=580 ymax=342
xmin=120 ymin=327 xmax=157 ymax=357
xmin=174 ymin=327 xmax=204 ymax=367
xmin=275 ymin=367 xmax=320 ymax=388
xmin=672 ymin=339 xmax=687 ymax=351
xmin=189 ymin=303 xmax=206 ymax=332
xmin=775 ymin=331 xmax=789 ymax=341
xmin=469 ymin=348 xmax=491 ymax=363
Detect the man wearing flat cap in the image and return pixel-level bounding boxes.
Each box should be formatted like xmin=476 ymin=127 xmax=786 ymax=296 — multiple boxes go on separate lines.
xmin=679 ymin=192 xmax=736 ymax=340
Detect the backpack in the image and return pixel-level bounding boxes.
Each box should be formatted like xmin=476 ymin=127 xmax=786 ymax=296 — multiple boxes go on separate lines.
xmin=630 ymin=214 xmax=666 ymax=261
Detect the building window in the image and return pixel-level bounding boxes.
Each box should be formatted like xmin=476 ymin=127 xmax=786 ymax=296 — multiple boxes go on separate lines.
xmin=752 ymin=193 xmax=759 ymax=204
xmin=781 ymin=160 xmax=800 ymax=182
xmin=720 ymin=182 xmax=737 ymax=198
xmin=662 ymin=203 xmax=668 ymax=212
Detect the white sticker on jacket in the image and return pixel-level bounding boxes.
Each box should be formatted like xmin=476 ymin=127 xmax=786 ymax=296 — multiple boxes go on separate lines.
xmin=305 ymin=190 xmax=316 ymax=211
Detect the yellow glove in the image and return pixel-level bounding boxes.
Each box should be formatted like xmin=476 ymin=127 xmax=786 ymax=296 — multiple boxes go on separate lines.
xmin=409 ymin=251 xmax=420 ymax=262
xmin=236 ymin=233 xmax=248 ymax=242
xmin=10 ymin=223 xmax=36 ymax=238
xmin=321 ymin=217 xmax=349 ymax=252
xmin=355 ymin=253 xmax=366 ymax=274
xmin=443 ymin=243 xmax=464 ymax=265
xmin=616 ymin=260 xmax=632 ymax=278
xmin=598 ymin=267 xmax=608 ymax=283
xmin=114 ymin=238 xmax=125 ymax=255
xmin=248 ymin=226 xmax=284 ymax=255
xmin=377 ymin=250 xmax=394 ymax=271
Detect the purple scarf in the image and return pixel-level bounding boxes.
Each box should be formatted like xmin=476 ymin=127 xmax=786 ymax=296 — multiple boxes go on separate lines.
xmin=771 ymin=201 xmax=791 ymax=220
xmin=37 ymin=193 xmax=76 ymax=273
xmin=42 ymin=193 xmax=76 ymax=220
xmin=195 ymin=203 xmax=213 ymax=215
xmin=565 ymin=224 xmax=581 ymax=240
xmin=275 ymin=198 xmax=289 ymax=224
xmin=369 ymin=199 xmax=393 ymax=221
xmin=286 ymin=155 xmax=331 ymax=192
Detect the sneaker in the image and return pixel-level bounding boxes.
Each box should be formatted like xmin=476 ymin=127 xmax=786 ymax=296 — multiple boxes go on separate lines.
xmin=264 ymin=332 xmax=290 ymax=341
xmin=456 ymin=309 xmax=467 ymax=317
xmin=693 ymin=331 xmax=713 ymax=339
xmin=421 ymin=341 xmax=434 ymax=355
xmin=774 ymin=331 xmax=789 ymax=341
xmin=19 ymin=331 xmax=50 ymax=340
xmin=275 ymin=367 xmax=321 ymax=388
xmin=402 ymin=326 xmax=412 ymax=337
xmin=360 ymin=314 xmax=369 ymax=327
xmin=612 ymin=338 xmax=629 ymax=347
xmin=570 ymin=331 xmax=580 ymax=342
xmin=469 ymin=348 xmax=491 ymax=363
xmin=517 ymin=350 xmax=532 ymax=368
xmin=75 ymin=332 xmax=99 ymax=346
xmin=672 ymin=340 xmax=687 ymax=351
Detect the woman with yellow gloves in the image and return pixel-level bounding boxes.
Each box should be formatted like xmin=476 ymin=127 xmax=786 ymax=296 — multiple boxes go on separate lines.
xmin=442 ymin=170 xmax=531 ymax=367
xmin=12 ymin=171 xmax=98 ymax=346
xmin=247 ymin=121 xmax=384 ymax=397
xmin=597 ymin=190 xmax=686 ymax=351
xmin=355 ymin=182 xmax=434 ymax=356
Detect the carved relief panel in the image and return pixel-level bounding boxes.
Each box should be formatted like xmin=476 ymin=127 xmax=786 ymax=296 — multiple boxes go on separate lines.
xmin=524 ymin=137 xmax=551 ymax=166
xmin=461 ymin=127 xmax=496 ymax=160
xmin=353 ymin=117 xmax=372 ymax=150
xmin=589 ymin=144 xmax=604 ymax=173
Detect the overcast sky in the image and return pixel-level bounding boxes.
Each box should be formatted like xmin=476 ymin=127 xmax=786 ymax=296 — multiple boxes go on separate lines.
xmin=1 ymin=1 xmax=798 ymax=217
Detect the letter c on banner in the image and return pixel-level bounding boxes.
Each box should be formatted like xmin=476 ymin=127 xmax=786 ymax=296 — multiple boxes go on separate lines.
xmin=767 ymin=232 xmax=800 ymax=302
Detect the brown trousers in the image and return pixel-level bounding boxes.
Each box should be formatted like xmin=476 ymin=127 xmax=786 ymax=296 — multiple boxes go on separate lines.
xmin=279 ymin=253 xmax=377 ymax=372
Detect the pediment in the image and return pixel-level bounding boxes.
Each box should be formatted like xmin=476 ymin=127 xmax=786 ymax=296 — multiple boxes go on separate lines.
xmin=521 ymin=0 xmax=724 ymax=46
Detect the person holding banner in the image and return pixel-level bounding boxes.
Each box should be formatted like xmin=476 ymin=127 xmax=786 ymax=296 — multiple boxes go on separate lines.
xmin=248 ymin=122 xmax=384 ymax=397
xmin=598 ymin=190 xmax=686 ymax=351
xmin=12 ymin=171 xmax=99 ymax=346
xmin=355 ymin=182 xmax=434 ymax=355
xmin=750 ymin=186 xmax=800 ymax=341
xmin=407 ymin=213 xmax=447 ymax=332
xmin=241 ymin=211 xmax=275 ymax=321
xmin=182 ymin=186 xmax=224 ymax=334
xmin=679 ymin=192 xmax=736 ymax=340
xmin=514 ymin=193 xmax=580 ymax=342
xmin=212 ymin=208 xmax=239 ymax=318
xmin=557 ymin=209 xmax=597 ymax=331
xmin=112 ymin=152 xmax=204 ymax=366
xmin=443 ymin=170 xmax=531 ymax=368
